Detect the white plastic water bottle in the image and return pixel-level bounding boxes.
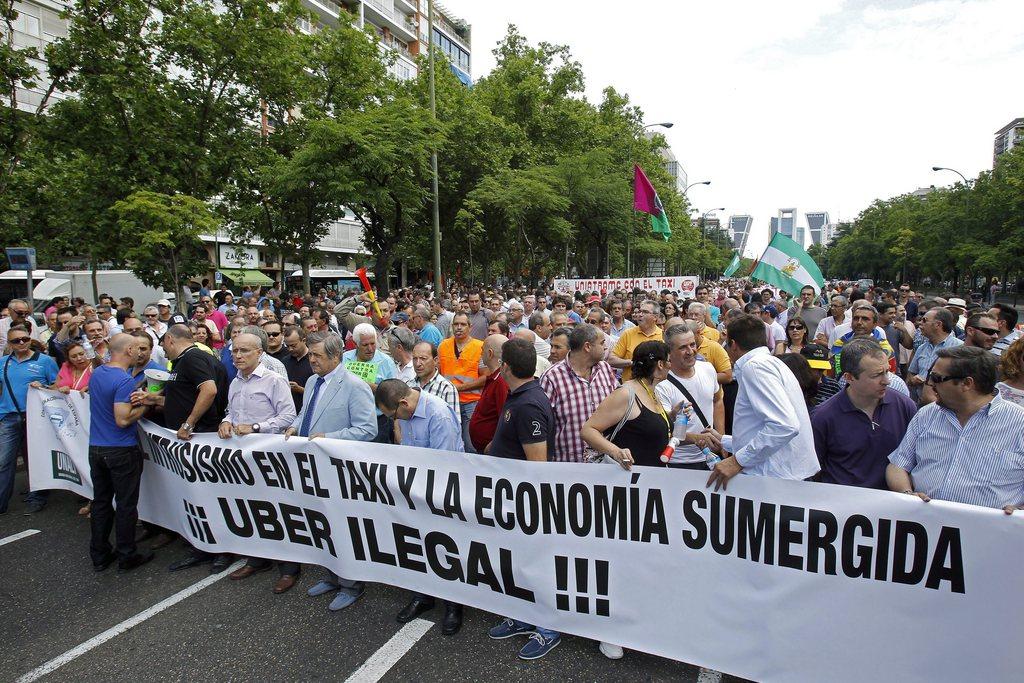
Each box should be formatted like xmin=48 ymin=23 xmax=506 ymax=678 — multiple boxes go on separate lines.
xmin=672 ymin=405 xmax=689 ymax=440
xmin=81 ymin=338 xmax=96 ymax=359
xmin=704 ymin=447 xmax=721 ymax=469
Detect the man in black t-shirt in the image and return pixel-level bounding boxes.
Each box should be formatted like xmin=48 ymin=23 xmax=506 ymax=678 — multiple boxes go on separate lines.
xmin=282 ymin=327 xmax=314 ymax=412
xmin=486 ymin=338 xmax=555 ymax=461
xmin=131 ymin=324 xmax=230 ymax=573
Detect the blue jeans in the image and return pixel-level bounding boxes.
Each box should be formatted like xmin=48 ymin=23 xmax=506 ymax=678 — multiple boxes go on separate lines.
xmin=460 ymin=401 xmax=477 ymax=454
xmin=0 ymin=412 xmax=25 ymax=513
xmin=511 ymin=619 xmax=559 ymax=641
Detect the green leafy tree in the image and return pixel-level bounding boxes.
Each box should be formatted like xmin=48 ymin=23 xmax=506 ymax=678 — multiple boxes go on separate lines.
xmin=112 ymin=191 xmax=217 ymax=299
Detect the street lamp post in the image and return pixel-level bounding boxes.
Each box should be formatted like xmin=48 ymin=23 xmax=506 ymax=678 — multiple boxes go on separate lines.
xmin=700 ymin=208 xmax=724 ymax=281
xmin=684 ymin=180 xmax=710 ymax=195
xmin=428 ymin=0 xmax=442 ymax=295
xmin=931 ymin=166 xmax=969 ymax=184
xmin=625 ymin=122 xmax=673 ymax=277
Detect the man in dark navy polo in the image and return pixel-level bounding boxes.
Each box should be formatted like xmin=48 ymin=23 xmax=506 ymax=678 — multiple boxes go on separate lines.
xmin=484 ymin=337 xmax=560 ymax=660
xmin=484 ymin=338 xmax=554 ymax=461
xmin=811 ymin=338 xmax=917 ymax=489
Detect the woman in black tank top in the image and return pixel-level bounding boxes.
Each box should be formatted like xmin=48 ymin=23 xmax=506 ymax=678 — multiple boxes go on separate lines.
xmin=582 ymin=340 xmax=672 ymax=468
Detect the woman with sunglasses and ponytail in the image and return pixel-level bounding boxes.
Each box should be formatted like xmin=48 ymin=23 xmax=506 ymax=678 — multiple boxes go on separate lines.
xmin=581 ymin=340 xmax=673 ymax=469
xmin=1 ymin=323 xmax=58 ymax=513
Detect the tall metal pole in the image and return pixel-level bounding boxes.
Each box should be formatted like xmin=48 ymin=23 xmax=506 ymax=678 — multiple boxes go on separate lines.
xmin=428 ymin=0 xmax=442 ymax=295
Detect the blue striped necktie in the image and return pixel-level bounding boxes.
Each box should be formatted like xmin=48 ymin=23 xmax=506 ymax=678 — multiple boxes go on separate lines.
xmin=299 ymin=376 xmax=326 ymax=437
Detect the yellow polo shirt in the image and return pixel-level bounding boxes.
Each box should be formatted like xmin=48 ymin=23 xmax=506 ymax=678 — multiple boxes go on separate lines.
xmin=697 ymin=337 xmax=732 ymax=376
xmin=612 ymin=325 xmax=664 ymax=380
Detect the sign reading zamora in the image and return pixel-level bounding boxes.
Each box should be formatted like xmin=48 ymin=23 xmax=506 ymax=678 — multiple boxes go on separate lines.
xmin=26 ymin=388 xmax=1023 ymax=682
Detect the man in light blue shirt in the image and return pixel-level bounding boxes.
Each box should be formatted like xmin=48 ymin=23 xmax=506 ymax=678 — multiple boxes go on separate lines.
xmin=707 ymin=314 xmax=820 ymax=490
xmin=411 ymin=304 xmax=443 ymax=347
xmin=343 ymin=323 xmax=398 ymax=442
xmin=888 ymin=346 xmax=1024 ymax=512
xmin=907 ymin=307 xmax=962 ymax=404
xmin=375 ymin=378 xmax=464 ymax=634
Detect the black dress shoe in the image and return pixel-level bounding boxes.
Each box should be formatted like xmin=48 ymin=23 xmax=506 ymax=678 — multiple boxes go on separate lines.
xmin=93 ymin=554 xmax=116 ymax=572
xmin=441 ymin=604 xmax=463 ymax=636
xmin=118 ymin=550 xmax=155 ymax=573
xmin=396 ymin=597 xmax=435 ymax=623
xmin=168 ymin=553 xmax=212 ymax=571
xmin=209 ymin=554 xmax=233 ymax=574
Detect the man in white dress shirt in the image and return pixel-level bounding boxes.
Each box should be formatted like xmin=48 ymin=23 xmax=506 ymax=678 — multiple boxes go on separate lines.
xmin=706 ymin=314 xmax=820 ymax=490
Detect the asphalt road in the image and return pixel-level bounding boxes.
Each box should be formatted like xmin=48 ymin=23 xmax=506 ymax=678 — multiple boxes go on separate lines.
xmin=0 ymin=471 xmax=749 ymax=682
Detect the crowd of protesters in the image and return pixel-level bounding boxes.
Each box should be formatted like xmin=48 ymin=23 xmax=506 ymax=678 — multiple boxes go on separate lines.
xmin=1 ymin=274 xmax=1022 ymax=662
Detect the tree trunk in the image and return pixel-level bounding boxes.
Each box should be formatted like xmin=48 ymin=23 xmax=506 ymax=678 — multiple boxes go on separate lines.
xmin=373 ymin=252 xmax=392 ymax=299
xmin=169 ymin=250 xmax=180 ymax=311
xmin=90 ymin=252 xmax=99 ymax=304
xmin=301 ymin=255 xmax=311 ymax=297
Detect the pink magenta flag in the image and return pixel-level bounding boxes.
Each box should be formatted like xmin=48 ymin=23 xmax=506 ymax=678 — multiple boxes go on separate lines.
xmin=633 ymin=164 xmax=671 ymax=240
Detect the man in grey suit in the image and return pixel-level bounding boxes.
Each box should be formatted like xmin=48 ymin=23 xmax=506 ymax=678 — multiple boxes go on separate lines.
xmin=284 ymin=332 xmax=377 ymax=611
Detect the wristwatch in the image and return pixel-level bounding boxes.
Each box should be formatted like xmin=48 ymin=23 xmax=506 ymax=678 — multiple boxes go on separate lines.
xmin=181 ymin=422 xmax=193 ymax=433
xmin=252 ymin=423 xmax=261 ymax=433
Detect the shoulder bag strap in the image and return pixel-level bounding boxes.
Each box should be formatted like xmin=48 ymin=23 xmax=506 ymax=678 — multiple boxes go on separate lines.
xmin=3 ymin=354 xmax=22 ymax=413
xmin=665 ymin=373 xmax=710 ymax=429
xmin=608 ymin=382 xmax=636 ymax=442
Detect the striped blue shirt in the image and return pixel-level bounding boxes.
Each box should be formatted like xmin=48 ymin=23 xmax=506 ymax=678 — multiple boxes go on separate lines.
xmin=888 ymin=395 xmax=1024 ymax=508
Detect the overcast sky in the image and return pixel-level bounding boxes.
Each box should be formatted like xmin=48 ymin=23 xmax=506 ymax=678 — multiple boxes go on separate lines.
xmin=439 ymin=0 xmax=1024 ymax=257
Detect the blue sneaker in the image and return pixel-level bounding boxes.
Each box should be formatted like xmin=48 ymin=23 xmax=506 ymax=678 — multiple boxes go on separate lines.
xmin=307 ymin=580 xmax=339 ymax=597
xmin=518 ymin=632 xmax=561 ymax=660
xmin=488 ymin=618 xmax=534 ymax=640
xmin=328 ymin=585 xmax=364 ymax=611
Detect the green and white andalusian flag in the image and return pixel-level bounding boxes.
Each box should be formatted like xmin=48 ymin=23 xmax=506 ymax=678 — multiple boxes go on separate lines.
xmin=751 ymin=233 xmax=825 ymax=296
xmin=723 ymin=251 xmax=742 ymax=277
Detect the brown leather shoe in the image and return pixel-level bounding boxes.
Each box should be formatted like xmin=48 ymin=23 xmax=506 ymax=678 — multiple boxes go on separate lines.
xmin=273 ymin=574 xmax=297 ymax=594
xmin=230 ymin=564 xmax=270 ymax=581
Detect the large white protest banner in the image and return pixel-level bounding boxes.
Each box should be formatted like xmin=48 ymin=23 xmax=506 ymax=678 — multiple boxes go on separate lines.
xmin=26 ymin=388 xmax=1024 ymax=682
xmin=552 ymin=276 xmax=699 ymax=296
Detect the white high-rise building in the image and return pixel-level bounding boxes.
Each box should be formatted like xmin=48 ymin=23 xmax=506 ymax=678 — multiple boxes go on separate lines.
xmin=728 ymin=215 xmax=752 ymax=254
xmin=7 ymin=0 xmax=69 ymax=112
xmin=300 ymin=1 xmax=471 ymax=84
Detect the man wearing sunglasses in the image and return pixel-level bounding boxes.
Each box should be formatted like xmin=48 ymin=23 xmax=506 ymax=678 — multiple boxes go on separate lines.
xmin=0 ymin=323 xmax=58 ymax=513
xmin=962 ymin=313 xmax=1000 ymax=352
xmin=887 ymin=346 xmax=1024 ymax=513
xmin=0 ymin=299 xmax=41 ymax=355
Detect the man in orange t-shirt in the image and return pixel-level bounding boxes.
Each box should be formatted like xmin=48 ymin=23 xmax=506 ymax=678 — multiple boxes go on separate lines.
xmin=439 ymin=312 xmax=485 ymax=452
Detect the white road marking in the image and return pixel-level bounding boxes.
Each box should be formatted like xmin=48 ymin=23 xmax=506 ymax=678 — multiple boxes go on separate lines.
xmin=0 ymin=529 xmax=40 ymax=547
xmin=697 ymin=667 xmax=723 ymax=683
xmin=344 ymin=618 xmax=434 ymax=683
xmin=16 ymin=560 xmax=244 ymax=683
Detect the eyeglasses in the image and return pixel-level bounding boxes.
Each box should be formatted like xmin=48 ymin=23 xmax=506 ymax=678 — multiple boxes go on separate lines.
xmin=970 ymin=326 xmax=999 ymax=336
xmin=787 ymin=325 xmax=805 ymax=331
xmin=11 ymin=309 xmax=29 ymax=316
xmin=266 ymin=331 xmax=281 ymax=337
xmin=927 ymin=372 xmax=964 ymax=385
xmin=145 ymin=313 xmax=158 ymax=317
xmin=8 ymin=337 xmax=29 ymax=345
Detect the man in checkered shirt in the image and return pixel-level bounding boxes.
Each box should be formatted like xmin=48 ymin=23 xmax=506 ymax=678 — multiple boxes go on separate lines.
xmin=539 ymin=324 xmax=618 ymax=462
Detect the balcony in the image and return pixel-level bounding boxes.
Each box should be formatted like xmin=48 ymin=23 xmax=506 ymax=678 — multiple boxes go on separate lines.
xmin=363 ymin=0 xmax=418 ymax=42
xmin=303 ymin=0 xmax=343 ymax=22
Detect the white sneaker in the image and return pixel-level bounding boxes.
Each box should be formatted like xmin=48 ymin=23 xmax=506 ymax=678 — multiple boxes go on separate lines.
xmin=599 ymin=641 xmax=624 ymax=659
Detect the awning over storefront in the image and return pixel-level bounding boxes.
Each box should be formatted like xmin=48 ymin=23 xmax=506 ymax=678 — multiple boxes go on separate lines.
xmin=219 ymin=268 xmax=274 ymax=286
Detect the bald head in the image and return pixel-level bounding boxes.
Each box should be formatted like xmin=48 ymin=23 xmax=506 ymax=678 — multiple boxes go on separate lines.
xmin=515 ymin=328 xmax=536 ymax=343
xmin=482 ymin=333 xmax=508 ymax=371
xmin=108 ymin=332 xmax=137 ymax=361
